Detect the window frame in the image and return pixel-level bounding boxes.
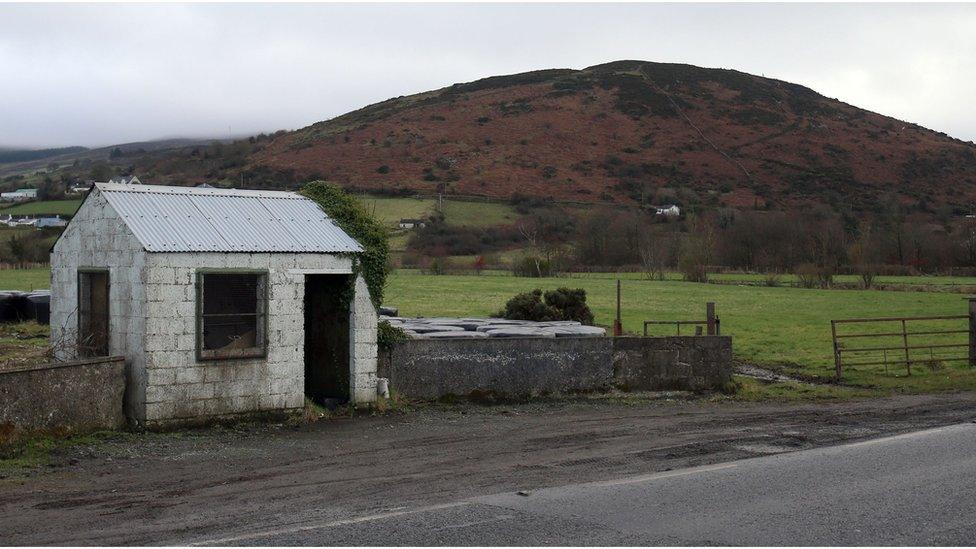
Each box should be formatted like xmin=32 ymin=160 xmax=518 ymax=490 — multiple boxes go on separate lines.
xmin=195 ymin=268 xmax=269 ymax=362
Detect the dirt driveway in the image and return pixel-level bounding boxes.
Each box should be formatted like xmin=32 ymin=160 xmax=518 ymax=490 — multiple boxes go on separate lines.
xmin=2 ymin=392 xmax=976 ymax=546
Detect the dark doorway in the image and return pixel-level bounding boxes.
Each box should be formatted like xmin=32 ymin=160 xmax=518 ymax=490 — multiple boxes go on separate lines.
xmin=78 ymin=269 xmax=109 ymax=357
xmin=304 ymin=274 xmax=352 ymax=406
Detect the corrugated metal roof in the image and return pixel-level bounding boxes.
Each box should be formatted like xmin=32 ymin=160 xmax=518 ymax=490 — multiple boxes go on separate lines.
xmin=95 ymin=183 xmax=363 ymax=253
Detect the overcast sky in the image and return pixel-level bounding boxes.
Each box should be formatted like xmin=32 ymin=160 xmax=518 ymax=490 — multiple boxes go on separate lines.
xmin=1 ymin=2 xmax=974 ymax=148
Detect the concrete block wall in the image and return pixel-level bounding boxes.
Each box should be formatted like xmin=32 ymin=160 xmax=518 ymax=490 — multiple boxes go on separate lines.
xmin=385 ymin=337 xmax=614 ymax=399
xmin=142 ymin=253 xmax=374 ymax=425
xmin=612 ymin=336 xmax=733 ymax=391
xmin=383 ymin=336 xmax=733 ymax=399
xmin=348 ymin=275 xmax=378 ymax=405
xmin=49 ymin=190 xmax=148 ymax=419
xmin=0 ymin=356 xmax=126 ymax=435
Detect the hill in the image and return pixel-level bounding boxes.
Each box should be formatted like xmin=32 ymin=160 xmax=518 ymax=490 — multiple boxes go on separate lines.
xmin=238 ymin=60 xmax=976 ymax=214
xmin=0 ymin=147 xmax=88 ymax=165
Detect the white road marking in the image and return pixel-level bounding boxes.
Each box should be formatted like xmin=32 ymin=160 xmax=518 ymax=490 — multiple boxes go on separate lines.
xmin=189 ymin=502 xmax=471 ymax=546
xmin=840 ymin=424 xmax=972 ymax=449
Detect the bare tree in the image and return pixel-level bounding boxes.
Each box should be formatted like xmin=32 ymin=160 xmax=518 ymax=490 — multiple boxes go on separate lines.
xmin=638 ymin=231 xmax=669 ymax=280
xmin=679 ymin=216 xmax=716 ymax=283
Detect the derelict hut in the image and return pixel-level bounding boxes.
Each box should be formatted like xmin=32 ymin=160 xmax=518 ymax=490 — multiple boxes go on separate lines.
xmin=50 ymin=183 xmax=378 ymax=426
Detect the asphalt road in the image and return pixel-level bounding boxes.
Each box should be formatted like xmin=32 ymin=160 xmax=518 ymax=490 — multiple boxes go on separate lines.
xmin=194 ymin=422 xmax=976 ymax=546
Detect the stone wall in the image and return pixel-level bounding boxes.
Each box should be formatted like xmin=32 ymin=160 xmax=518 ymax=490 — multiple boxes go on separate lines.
xmin=0 ymin=356 xmax=126 ymax=434
xmin=612 ymin=336 xmax=733 ymax=391
xmin=381 ymin=336 xmax=731 ymax=399
xmin=383 ymin=337 xmax=614 ymax=399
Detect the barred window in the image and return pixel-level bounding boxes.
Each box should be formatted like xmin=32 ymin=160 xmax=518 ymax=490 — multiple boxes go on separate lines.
xmin=196 ymin=272 xmax=267 ymax=360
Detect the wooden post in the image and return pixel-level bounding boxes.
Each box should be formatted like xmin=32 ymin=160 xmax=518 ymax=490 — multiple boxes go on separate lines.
xmin=613 ymin=279 xmax=623 ymax=336
xmin=831 ymin=320 xmax=842 ymax=380
xmin=706 ymin=302 xmax=716 ymax=336
xmin=969 ymin=298 xmax=976 ymax=368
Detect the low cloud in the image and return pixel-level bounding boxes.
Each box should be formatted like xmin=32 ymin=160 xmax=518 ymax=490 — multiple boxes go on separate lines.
xmin=1 ymin=3 xmax=973 ymax=147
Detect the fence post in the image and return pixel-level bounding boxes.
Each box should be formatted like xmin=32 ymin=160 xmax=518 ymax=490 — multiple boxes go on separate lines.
xmin=969 ymin=298 xmax=976 ymax=368
xmin=612 ymin=279 xmax=623 ymax=337
xmin=706 ymin=302 xmax=716 ymax=336
xmin=831 ymin=320 xmax=842 ymax=380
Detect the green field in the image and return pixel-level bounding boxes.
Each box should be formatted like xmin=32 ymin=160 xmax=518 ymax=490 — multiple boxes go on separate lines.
xmin=0 ymin=199 xmax=81 ymax=216
xmin=0 ymin=268 xmax=49 ymax=291
xmin=356 ymin=196 xmax=521 ymax=228
xmin=439 ymin=200 xmax=520 ymax=227
xmin=358 ymin=196 xmax=434 ymax=227
xmin=4 ymin=266 xmax=976 ymax=393
xmin=387 ymin=270 xmax=976 ymax=392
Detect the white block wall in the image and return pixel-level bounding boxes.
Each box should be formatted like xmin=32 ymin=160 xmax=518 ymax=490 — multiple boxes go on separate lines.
xmin=349 ymin=275 xmax=378 ymax=404
xmin=142 ymin=252 xmax=374 ymax=423
xmin=50 ymin=190 xmax=148 ymax=420
xmin=51 ymin=188 xmax=379 ymax=426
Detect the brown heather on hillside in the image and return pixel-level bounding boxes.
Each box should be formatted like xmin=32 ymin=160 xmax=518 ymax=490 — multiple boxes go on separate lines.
xmin=246 ymin=61 xmax=976 ymax=213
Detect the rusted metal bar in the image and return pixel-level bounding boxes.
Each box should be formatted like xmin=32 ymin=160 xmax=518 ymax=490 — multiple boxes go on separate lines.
xmin=835 ymin=329 xmax=970 ymax=339
xmin=969 ymin=298 xmax=976 ymax=368
xmin=838 ymin=343 xmax=969 ymax=353
xmin=840 ymin=356 xmax=970 ymax=368
xmin=831 ymin=319 xmax=841 ymax=380
xmin=644 ymin=320 xmax=708 ymax=325
xmin=901 ymin=319 xmax=912 ymax=376
xmin=832 ymin=315 xmax=967 ymax=324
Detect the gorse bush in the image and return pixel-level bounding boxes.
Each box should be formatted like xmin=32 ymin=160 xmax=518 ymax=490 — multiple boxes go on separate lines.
xmin=542 ymin=287 xmax=594 ymax=325
xmin=496 ymin=287 xmax=594 ymax=325
xmin=497 ymin=289 xmax=559 ymax=322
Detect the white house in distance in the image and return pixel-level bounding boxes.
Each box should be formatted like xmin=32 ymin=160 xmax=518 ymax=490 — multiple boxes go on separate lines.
xmin=37 ymin=215 xmax=68 ymax=228
xmin=655 ymin=204 xmax=681 ymax=217
xmin=397 ymin=218 xmax=427 ymax=229
xmin=68 ymin=184 xmax=92 ymax=194
xmin=1 ymin=188 xmax=38 ymax=202
xmin=106 ymin=175 xmax=142 ymax=185
xmin=50 ymin=183 xmax=379 ymax=426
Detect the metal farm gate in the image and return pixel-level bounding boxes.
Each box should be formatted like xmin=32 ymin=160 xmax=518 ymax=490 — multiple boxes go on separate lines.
xmin=830 ymin=300 xmax=976 ymax=379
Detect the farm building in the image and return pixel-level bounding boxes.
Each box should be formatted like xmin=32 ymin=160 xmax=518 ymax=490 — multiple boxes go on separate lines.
xmin=50 ymin=183 xmax=378 ymax=426
xmin=1 ymin=188 xmax=38 ymax=202
xmin=397 ymin=218 xmax=426 ymax=229
xmin=37 ymin=215 xmax=68 ymax=228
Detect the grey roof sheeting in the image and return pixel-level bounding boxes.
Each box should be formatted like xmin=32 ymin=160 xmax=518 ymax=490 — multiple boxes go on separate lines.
xmin=96 ymin=183 xmax=363 ymax=253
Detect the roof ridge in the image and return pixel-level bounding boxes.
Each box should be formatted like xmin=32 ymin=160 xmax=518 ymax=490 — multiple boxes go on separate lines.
xmin=91 ymin=185 xmax=363 ymax=254
xmin=95 ymin=182 xmax=304 ymax=199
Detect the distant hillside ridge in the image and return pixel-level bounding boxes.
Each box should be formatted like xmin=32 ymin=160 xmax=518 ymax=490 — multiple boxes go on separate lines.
xmin=0 ymin=147 xmax=88 ymax=164
xmin=243 ymin=60 xmax=976 ymax=213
